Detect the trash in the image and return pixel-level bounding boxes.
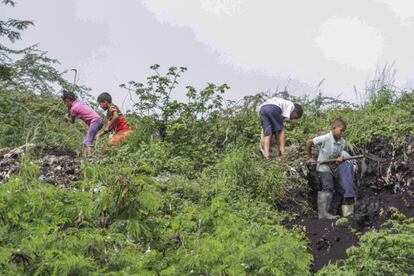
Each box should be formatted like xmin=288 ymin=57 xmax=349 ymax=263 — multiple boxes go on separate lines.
xmin=92 ymin=185 xmax=105 ymax=194
xmin=0 ymin=144 xmax=81 ymax=187
xmin=3 ymin=144 xmax=34 ymax=159
xmin=155 ymin=173 xmax=172 ymax=183
xmin=40 ymin=153 xmax=81 ymax=185
xmin=38 ymin=175 xmax=48 ymax=181
xmin=0 ymin=158 xmax=20 ymax=184
xmin=0 ymin=143 xmax=34 ymax=184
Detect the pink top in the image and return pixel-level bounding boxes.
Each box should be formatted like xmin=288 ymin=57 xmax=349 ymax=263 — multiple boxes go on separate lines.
xmin=70 ymin=100 xmax=101 ymax=126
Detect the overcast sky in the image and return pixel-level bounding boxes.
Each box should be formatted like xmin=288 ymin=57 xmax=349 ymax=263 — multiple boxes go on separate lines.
xmin=3 ymin=0 xmax=414 ymax=110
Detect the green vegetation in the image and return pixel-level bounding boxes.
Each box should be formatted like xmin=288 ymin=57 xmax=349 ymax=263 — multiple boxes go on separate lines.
xmin=1 ymin=1 xmax=413 ymax=275
xmin=319 ymin=214 xmax=414 ymax=276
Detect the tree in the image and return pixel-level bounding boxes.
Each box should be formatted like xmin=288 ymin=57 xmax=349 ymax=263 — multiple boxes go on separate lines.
xmin=121 ymin=64 xmax=187 ymax=140
xmin=0 ymin=0 xmax=72 ymax=94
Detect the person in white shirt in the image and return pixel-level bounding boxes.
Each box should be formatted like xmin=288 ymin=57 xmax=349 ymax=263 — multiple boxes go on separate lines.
xmin=258 ymin=97 xmax=303 ymax=158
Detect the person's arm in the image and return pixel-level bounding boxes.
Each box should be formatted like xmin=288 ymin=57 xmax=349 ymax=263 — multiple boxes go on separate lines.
xmin=306 ymin=139 xmax=314 ymax=160
xmin=103 ymin=110 xmax=120 ymax=132
xmin=96 ymin=129 xmax=107 ymax=138
xmin=335 ymin=156 xmax=344 ymax=164
xmin=306 ymin=134 xmax=328 ymax=164
xmin=278 ymin=128 xmax=286 ymax=155
xmin=306 ymin=139 xmax=317 ymax=164
xmin=65 ymin=106 xmax=76 ymax=124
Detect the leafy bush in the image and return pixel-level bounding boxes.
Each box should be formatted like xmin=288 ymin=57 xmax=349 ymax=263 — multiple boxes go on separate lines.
xmin=1 ymin=2 xmax=414 ymax=274
xmin=318 ymin=214 xmax=414 ymax=276
xmin=154 ymin=197 xmax=312 ymax=275
xmin=0 ymin=90 xmax=84 ymax=149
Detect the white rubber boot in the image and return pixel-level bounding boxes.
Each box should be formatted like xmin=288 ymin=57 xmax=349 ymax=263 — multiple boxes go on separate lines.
xmin=342 ymin=204 xmax=354 ymax=217
xmin=318 ymin=191 xmax=339 ymax=219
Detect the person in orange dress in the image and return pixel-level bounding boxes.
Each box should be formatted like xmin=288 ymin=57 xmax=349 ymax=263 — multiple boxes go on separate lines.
xmin=96 ymin=92 xmax=131 ymax=145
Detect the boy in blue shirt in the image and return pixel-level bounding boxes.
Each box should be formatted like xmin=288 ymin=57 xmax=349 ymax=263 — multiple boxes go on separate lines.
xmin=306 ymin=119 xmax=356 ymax=219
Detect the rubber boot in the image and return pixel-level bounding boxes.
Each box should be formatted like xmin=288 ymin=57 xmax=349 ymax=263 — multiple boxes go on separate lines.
xmin=318 ymin=191 xmax=339 ymax=219
xmin=341 ymin=204 xmax=354 ymax=217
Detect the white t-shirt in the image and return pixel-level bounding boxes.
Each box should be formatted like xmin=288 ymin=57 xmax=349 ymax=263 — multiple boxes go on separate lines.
xmin=258 ymin=97 xmax=295 ymax=119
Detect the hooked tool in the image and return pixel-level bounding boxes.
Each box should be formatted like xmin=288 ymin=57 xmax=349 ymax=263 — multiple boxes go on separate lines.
xmin=318 ymin=153 xmax=384 ymax=164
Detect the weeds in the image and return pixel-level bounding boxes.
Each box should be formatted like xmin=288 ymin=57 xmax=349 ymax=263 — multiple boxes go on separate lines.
xmin=1 ymin=9 xmax=413 ymax=272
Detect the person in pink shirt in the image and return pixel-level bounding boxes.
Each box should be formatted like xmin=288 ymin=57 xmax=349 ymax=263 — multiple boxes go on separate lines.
xmin=62 ymin=90 xmax=103 ymax=156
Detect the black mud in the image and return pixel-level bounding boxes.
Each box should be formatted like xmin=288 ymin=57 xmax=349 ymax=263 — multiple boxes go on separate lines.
xmin=301 ymin=136 xmax=414 ymax=272
xmin=36 ymin=145 xmax=81 ymax=185
xmin=0 ymin=144 xmax=81 ymax=186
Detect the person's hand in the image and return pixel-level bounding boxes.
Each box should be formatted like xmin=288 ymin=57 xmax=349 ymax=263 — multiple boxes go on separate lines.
xmin=336 ymin=156 xmax=344 ymax=164
xmin=307 ymin=158 xmax=317 ymax=165
xmin=103 ymin=126 xmax=110 ymax=132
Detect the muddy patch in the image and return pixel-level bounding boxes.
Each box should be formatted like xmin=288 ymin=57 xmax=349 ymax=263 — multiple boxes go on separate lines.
xmin=302 ymin=218 xmax=357 ymax=272
xmin=38 ymin=146 xmax=81 ymax=185
xmin=302 ymin=136 xmax=414 ymax=272
xmin=0 ymin=144 xmax=81 ymax=186
xmin=0 ymin=144 xmax=34 ymax=184
xmin=38 ymin=145 xmax=78 ymax=158
xmin=275 ymin=145 xmax=314 ymax=215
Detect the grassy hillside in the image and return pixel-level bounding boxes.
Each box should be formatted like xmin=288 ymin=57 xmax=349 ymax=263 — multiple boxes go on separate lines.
xmin=1 ymin=1 xmax=413 ymax=273
xmin=0 ymin=82 xmax=413 ymax=275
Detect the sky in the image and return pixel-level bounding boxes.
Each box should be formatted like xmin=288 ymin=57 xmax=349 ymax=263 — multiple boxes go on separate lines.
xmin=3 ymin=0 xmax=414 ymax=110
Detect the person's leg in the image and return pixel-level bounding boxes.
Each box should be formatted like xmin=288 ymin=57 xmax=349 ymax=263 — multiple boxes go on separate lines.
xmin=277 ymin=128 xmax=286 ymax=155
xmin=259 ymin=107 xmax=273 ymax=159
xmin=342 ymin=197 xmax=355 ymax=217
xmin=260 ymin=133 xmax=279 ymax=158
xmin=266 ymin=105 xmax=284 ymax=155
xmin=83 ymin=119 xmax=104 ymax=156
xmin=330 ymin=176 xmax=345 ymax=215
xmin=337 ymin=161 xmax=356 ymax=216
xmin=84 ymin=131 xmax=94 ymax=157
xmin=108 ymin=129 xmax=132 ymax=145
xmin=318 ymin=172 xmax=339 ymax=219
xmin=262 ymin=135 xmax=271 ymax=158
xmin=269 ymin=133 xmax=279 ymax=157
xmin=259 ymin=131 xmax=264 ymax=154
xmin=84 ymin=146 xmax=92 ymax=156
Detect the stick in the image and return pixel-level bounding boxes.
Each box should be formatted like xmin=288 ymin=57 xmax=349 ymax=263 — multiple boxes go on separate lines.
xmin=71 ymin=68 xmax=77 ymax=92
xmin=319 ymin=154 xmax=365 ymax=164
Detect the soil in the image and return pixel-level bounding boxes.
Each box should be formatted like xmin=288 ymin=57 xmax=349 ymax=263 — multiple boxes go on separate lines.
xmin=0 ymin=156 xmax=20 ymax=184
xmin=0 ymin=144 xmax=81 ymax=186
xmin=38 ymin=145 xmax=79 ymax=158
xmin=300 ymin=136 xmax=414 ymax=272
xmin=0 ymin=144 xmax=34 ymax=184
xmin=38 ymin=145 xmax=81 ymax=185
xmin=1 ymin=139 xmax=413 ymax=273
xmin=302 ymin=218 xmax=358 ymax=272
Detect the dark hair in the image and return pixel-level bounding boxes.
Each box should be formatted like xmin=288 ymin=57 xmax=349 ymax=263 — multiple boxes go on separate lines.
xmin=332 ymin=118 xmax=347 ymax=129
xmin=61 ymin=90 xmax=77 ymax=101
xmin=97 ymin=92 xmax=112 ymax=103
xmin=293 ymin=103 xmax=303 ymax=118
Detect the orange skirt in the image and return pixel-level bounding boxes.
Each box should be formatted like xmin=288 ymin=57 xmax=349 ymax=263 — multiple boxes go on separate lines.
xmin=108 ymin=129 xmax=132 ymax=145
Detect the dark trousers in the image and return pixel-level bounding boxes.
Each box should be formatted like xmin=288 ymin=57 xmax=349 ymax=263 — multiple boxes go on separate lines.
xmin=319 ymin=161 xmax=356 ymax=213
xmin=259 ymin=105 xmax=283 ymax=135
